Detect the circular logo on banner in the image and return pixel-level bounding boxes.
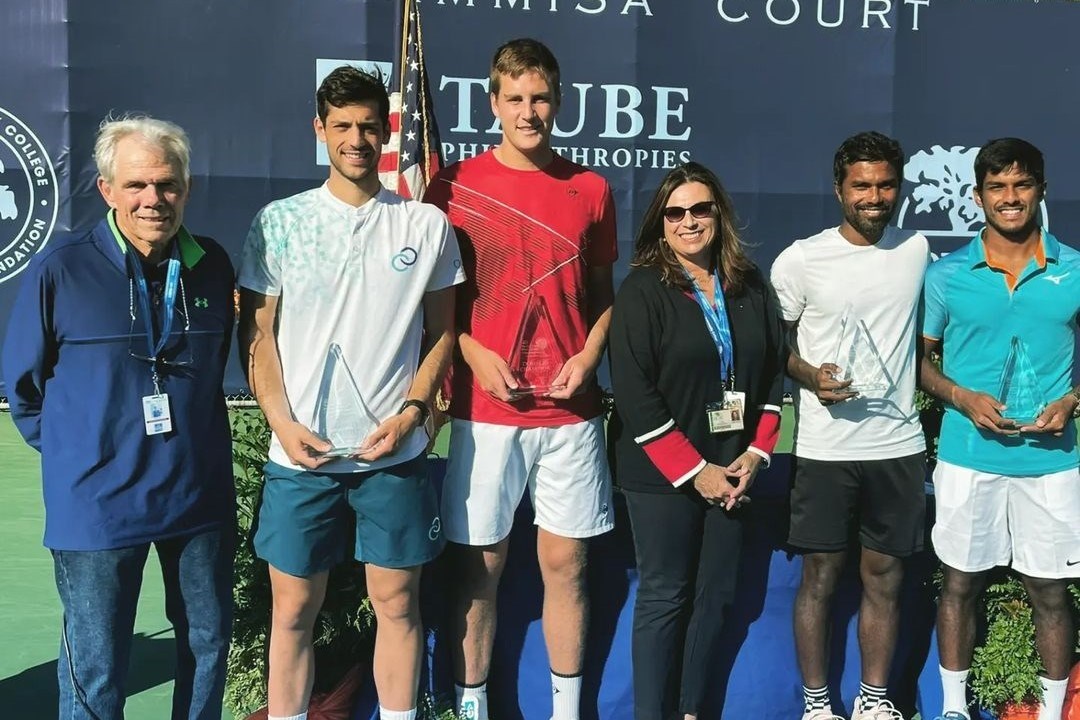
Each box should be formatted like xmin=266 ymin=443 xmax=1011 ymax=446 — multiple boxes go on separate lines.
xmin=0 ymin=107 xmax=58 ymax=284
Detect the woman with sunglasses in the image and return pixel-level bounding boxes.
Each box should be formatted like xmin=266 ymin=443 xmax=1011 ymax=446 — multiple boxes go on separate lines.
xmin=609 ymin=162 xmax=787 ymax=719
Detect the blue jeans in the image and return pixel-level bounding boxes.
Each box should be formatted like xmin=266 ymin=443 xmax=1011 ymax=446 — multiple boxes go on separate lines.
xmin=53 ymin=527 xmax=234 ymax=720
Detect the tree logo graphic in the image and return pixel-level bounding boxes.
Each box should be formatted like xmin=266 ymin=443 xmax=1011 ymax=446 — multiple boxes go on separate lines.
xmin=896 ymin=144 xmax=1049 ymax=241
xmin=0 ymin=107 xmax=58 ymax=284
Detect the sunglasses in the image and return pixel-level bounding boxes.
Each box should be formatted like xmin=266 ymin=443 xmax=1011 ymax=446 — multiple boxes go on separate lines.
xmin=662 ymin=201 xmax=715 ymax=223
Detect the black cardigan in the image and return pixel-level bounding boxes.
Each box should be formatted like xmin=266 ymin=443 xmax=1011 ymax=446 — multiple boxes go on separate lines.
xmin=609 ymin=264 xmax=787 ymax=493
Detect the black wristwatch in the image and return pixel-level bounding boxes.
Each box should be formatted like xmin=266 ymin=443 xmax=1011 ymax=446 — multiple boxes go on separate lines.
xmin=398 ymin=399 xmax=431 ymax=425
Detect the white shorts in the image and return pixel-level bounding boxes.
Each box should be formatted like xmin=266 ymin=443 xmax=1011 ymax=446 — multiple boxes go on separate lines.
xmin=441 ymin=417 xmax=614 ymax=545
xmin=931 ymin=460 xmax=1080 ymax=579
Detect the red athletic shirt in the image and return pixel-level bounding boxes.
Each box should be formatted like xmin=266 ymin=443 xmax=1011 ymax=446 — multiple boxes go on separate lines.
xmin=423 ymin=150 xmax=618 ymax=427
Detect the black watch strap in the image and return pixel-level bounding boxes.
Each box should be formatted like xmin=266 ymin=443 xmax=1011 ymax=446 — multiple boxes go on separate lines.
xmin=399 ymin=399 xmax=430 ymax=424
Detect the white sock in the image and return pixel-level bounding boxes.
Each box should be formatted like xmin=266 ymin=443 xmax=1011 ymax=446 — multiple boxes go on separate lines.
xmin=268 ymin=714 xmax=307 ymax=720
xmin=939 ymin=665 xmax=970 ymax=718
xmin=551 ymin=671 xmax=582 ymax=720
xmin=455 ymin=682 xmax=488 ymax=720
xmin=1039 ymin=675 xmax=1068 ymax=720
xmin=380 ymin=708 xmax=417 ymax=720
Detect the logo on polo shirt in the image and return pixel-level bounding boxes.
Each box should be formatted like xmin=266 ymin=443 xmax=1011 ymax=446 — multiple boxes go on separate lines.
xmin=194 ymin=297 xmax=209 ymax=308
xmin=897 ymin=144 xmax=1049 ymax=252
xmin=1043 ymin=272 xmax=1069 ymax=286
xmin=392 ymin=246 xmax=419 ymax=272
xmin=0 ymin=107 xmax=58 ymax=285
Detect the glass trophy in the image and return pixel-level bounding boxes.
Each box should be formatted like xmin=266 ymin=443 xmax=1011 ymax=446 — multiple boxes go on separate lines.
xmin=830 ymin=303 xmax=890 ymax=394
xmin=997 ymin=336 xmax=1046 ymax=425
xmin=507 ymin=292 xmax=571 ymax=395
xmin=310 ymin=343 xmax=381 ymax=457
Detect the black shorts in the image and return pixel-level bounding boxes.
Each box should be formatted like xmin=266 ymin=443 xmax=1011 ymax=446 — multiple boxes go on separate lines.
xmin=788 ymin=453 xmax=927 ymax=557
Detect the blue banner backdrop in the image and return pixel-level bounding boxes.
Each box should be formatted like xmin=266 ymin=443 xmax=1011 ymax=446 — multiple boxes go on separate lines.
xmin=1 ymin=0 xmax=1078 ymax=393
xmin=1 ymin=2 xmax=1078 ymax=719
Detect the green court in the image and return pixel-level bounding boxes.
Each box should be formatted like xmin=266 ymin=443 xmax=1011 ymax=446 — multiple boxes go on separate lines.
xmin=0 ymin=409 xmax=797 ymax=719
xmin=0 ymin=410 xmax=238 ymax=719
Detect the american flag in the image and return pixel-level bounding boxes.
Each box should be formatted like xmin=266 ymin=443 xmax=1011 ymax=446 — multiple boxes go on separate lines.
xmin=378 ymin=0 xmax=442 ymax=199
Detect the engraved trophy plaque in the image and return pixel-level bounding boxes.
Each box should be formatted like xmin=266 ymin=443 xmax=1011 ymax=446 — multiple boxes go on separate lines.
xmin=997 ymin=336 xmax=1046 ymax=426
xmin=830 ymin=303 xmax=890 ymax=394
xmin=507 ymin=292 xmax=571 ymax=395
xmin=311 ymin=343 xmax=381 ymax=457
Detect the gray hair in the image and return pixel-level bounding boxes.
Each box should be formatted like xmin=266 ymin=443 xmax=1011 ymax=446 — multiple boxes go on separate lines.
xmin=94 ymin=114 xmax=191 ymax=185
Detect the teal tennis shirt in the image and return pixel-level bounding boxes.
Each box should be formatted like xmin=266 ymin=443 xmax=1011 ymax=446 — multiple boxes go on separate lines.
xmin=922 ymin=231 xmax=1080 ymax=475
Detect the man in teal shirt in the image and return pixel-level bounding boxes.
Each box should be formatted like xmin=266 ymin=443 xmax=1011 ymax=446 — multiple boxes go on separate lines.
xmin=920 ymin=137 xmax=1080 ymax=720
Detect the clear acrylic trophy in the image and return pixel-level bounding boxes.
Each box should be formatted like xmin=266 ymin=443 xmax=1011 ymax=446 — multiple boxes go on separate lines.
xmin=997 ymin=336 xmax=1046 ymax=425
xmin=311 ymin=343 xmax=381 ymax=457
xmin=830 ymin=303 xmax=890 ymax=394
xmin=507 ymin=292 xmax=571 ymax=395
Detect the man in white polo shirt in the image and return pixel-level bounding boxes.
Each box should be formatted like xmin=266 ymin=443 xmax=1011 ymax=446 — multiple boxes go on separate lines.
xmin=238 ymin=66 xmax=463 ymax=720
xmin=771 ymin=132 xmax=930 ymax=720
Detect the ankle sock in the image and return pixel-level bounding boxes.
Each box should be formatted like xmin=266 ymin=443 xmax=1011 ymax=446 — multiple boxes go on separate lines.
xmin=803 ymin=685 xmax=830 ymax=713
xmin=379 ymin=708 xmax=416 ymax=720
xmin=857 ymin=682 xmax=887 ymax=708
xmin=939 ymin=665 xmax=970 ymax=718
xmin=1038 ymin=675 xmax=1068 ymax=720
xmin=551 ymin=669 xmax=582 ymax=720
xmin=455 ymin=681 xmax=488 ymax=720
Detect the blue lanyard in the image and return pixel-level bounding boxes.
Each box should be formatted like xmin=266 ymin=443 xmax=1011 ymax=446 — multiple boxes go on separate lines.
xmin=128 ymin=246 xmax=182 ymax=362
xmin=688 ymin=270 xmax=734 ymax=383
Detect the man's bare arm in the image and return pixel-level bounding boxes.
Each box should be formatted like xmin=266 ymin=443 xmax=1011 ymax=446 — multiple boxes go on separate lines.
xmin=548 ymin=264 xmax=614 ymax=399
xmin=238 ymin=288 xmax=331 ymax=467
xmin=411 ymin=285 xmax=457 ymax=406
xmin=359 ymin=285 xmax=456 ymax=461
xmin=919 ymin=335 xmax=1018 ymax=435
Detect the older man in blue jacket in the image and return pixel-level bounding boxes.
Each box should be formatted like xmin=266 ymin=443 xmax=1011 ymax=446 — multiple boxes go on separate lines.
xmin=2 ymin=115 xmax=236 ymax=720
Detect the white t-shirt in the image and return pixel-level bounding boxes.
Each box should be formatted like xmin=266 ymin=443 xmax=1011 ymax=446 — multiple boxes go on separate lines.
xmin=239 ymin=184 xmax=465 ymax=472
xmin=770 ymin=226 xmax=929 ymax=461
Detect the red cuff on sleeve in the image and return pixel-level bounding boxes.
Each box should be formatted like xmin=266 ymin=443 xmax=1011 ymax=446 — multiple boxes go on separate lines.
xmin=750 ymin=410 xmax=781 ymax=456
xmin=641 ymin=429 xmax=706 ymax=485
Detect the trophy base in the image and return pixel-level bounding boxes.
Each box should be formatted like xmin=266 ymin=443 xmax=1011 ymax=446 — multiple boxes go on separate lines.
xmin=319 ymin=444 xmax=373 ymax=458
xmin=846 ymin=383 xmax=889 ymax=394
xmin=510 ymin=384 xmax=565 ymax=397
xmin=829 ymin=373 xmax=888 ymax=395
xmin=1000 ymin=410 xmax=1044 ymax=428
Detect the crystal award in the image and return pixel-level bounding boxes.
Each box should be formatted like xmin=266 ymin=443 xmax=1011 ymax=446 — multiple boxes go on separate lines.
xmin=997 ymin=336 xmax=1046 ymax=425
xmin=830 ymin=303 xmax=890 ymax=394
xmin=507 ymin=292 xmax=572 ymax=395
xmin=310 ymin=343 xmax=381 ymax=457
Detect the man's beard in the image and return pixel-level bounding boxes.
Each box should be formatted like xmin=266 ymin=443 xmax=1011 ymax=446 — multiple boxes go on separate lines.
xmin=844 ymin=203 xmax=895 ymax=240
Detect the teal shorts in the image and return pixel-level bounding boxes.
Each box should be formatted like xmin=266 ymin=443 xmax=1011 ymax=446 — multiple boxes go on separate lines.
xmin=253 ymin=453 xmax=444 ymax=576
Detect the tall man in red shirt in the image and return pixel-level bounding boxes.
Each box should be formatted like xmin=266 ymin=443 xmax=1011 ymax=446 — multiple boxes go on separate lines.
xmin=424 ymin=38 xmax=617 ymax=720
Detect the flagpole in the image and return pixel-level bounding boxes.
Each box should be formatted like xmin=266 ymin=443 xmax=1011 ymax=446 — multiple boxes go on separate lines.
xmin=398 ymin=0 xmax=413 ymax=180
xmin=399 ymin=0 xmax=410 ymax=103
xmin=414 ymin=0 xmax=434 ymax=182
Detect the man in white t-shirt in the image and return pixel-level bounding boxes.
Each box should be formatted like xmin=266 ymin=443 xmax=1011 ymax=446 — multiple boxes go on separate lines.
xmin=771 ymin=132 xmax=930 ymax=720
xmin=237 ymin=66 xmax=464 ymax=720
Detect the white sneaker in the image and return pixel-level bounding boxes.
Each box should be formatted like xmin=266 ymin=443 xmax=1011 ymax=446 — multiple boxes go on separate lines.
xmin=850 ymin=697 xmax=904 ymax=720
xmin=458 ymin=695 xmax=486 ymax=720
xmin=801 ymin=708 xmax=846 ymax=720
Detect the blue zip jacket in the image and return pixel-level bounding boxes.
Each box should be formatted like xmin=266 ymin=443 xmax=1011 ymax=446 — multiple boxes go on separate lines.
xmin=2 ymin=214 xmax=236 ymax=550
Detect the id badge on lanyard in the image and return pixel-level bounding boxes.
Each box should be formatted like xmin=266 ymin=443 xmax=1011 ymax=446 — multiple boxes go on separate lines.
xmin=689 ymin=271 xmax=744 ymax=434
xmin=128 ymin=246 xmax=181 ymax=436
xmin=707 ymin=377 xmax=746 ymax=434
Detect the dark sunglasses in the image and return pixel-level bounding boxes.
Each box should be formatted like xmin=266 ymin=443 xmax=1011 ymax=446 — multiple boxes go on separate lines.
xmin=662 ymin=201 xmax=715 ymax=223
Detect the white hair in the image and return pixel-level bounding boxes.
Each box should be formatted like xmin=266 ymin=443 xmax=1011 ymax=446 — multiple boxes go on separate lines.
xmin=93 ymin=114 xmax=191 ymax=185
